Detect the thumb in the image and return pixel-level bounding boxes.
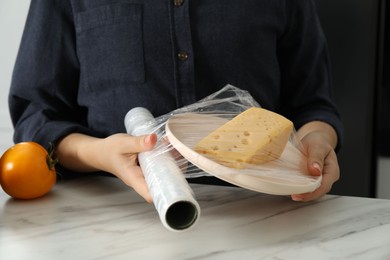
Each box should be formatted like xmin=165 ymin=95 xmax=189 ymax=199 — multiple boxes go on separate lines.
xmin=306 ymin=144 xmax=326 ymax=176
xmin=137 ymin=134 xmax=157 ymax=152
xmin=120 ymin=133 xmax=157 ymax=153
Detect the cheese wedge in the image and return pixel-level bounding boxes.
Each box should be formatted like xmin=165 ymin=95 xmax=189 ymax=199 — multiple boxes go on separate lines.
xmin=194 ymin=107 xmax=293 ymax=169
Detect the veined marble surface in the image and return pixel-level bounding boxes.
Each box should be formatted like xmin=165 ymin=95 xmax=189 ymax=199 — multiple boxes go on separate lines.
xmin=1 ymin=176 xmax=389 ymax=260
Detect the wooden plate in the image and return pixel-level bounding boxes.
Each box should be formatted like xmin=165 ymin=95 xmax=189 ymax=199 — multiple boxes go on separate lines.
xmin=165 ymin=113 xmax=321 ymax=195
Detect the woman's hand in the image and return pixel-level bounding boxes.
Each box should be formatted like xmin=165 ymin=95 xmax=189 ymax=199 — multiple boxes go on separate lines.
xmin=56 ymin=133 xmax=157 ymax=202
xmin=291 ymin=121 xmax=340 ymax=202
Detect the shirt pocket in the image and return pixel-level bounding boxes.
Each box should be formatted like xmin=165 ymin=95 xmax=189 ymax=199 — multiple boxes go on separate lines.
xmin=75 ymin=3 xmax=144 ymax=89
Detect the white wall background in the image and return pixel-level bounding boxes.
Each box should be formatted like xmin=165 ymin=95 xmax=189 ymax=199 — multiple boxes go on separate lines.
xmin=0 ymin=0 xmax=30 ymax=154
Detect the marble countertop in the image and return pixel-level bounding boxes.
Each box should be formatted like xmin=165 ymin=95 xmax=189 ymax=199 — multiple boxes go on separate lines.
xmin=1 ymin=176 xmax=390 ymax=260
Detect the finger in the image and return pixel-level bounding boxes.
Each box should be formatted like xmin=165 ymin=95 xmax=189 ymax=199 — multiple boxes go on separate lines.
xmin=305 ymin=142 xmax=331 ymax=176
xmin=291 ymin=179 xmax=328 ymax=202
xmin=116 ymin=133 xmax=157 ymax=153
xmin=292 ymin=151 xmax=339 ymax=202
xmin=142 ymin=133 xmax=158 ymax=151
xmin=291 ymin=172 xmax=333 ymax=201
xmin=133 ymin=134 xmax=157 ymax=152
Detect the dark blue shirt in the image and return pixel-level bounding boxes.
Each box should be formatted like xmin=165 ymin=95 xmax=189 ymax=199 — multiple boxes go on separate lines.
xmin=9 ymin=0 xmax=343 ymax=167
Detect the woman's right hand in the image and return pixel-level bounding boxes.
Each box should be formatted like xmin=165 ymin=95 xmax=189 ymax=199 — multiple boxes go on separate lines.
xmin=56 ymin=133 xmax=157 ymax=202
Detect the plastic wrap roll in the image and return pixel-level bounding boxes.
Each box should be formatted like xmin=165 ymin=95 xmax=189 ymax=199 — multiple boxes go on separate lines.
xmin=124 ymin=107 xmax=200 ymax=232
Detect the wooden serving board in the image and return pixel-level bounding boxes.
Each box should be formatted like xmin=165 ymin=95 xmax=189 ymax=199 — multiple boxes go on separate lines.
xmin=165 ymin=113 xmax=321 ymax=195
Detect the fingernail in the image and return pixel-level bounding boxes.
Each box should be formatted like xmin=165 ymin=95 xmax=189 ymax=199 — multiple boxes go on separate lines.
xmin=144 ymin=135 xmax=151 ymax=145
xmin=313 ymin=162 xmax=321 ymax=172
xmin=292 ymin=195 xmax=304 ymax=201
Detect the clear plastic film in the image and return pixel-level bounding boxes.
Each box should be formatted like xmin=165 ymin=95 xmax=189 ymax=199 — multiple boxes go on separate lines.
xmin=125 ymin=107 xmax=200 ymax=232
xmin=124 ymin=85 xmax=321 ymax=231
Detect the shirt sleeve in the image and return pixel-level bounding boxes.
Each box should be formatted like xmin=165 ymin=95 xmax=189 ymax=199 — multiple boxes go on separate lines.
xmin=9 ymin=0 xmax=100 ymax=151
xmin=278 ymin=0 xmax=343 ymax=151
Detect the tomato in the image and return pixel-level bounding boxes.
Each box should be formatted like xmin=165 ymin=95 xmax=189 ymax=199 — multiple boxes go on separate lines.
xmin=0 ymin=142 xmax=57 ymax=199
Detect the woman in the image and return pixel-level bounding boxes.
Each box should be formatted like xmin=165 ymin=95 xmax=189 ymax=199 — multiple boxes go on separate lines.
xmin=9 ymin=0 xmax=342 ymax=202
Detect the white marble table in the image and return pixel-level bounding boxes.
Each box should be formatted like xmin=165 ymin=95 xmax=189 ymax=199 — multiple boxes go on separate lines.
xmin=1 ymin=176 xmax=390 ymax=260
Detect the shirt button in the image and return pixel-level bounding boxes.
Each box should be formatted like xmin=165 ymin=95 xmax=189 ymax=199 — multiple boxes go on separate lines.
xmin=174 ymin=0 xmax=184 ymax=7
xmin=177 ymin=51 xmax=189 ymax=61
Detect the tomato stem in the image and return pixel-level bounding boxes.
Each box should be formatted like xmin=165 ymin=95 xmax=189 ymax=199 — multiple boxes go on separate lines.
xmin=47 ymin=142 xmax=58 ymax=170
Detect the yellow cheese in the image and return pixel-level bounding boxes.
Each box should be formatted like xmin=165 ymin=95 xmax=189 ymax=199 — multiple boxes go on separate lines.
xmin=194 ymin=107 xmax=293 ymax=169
